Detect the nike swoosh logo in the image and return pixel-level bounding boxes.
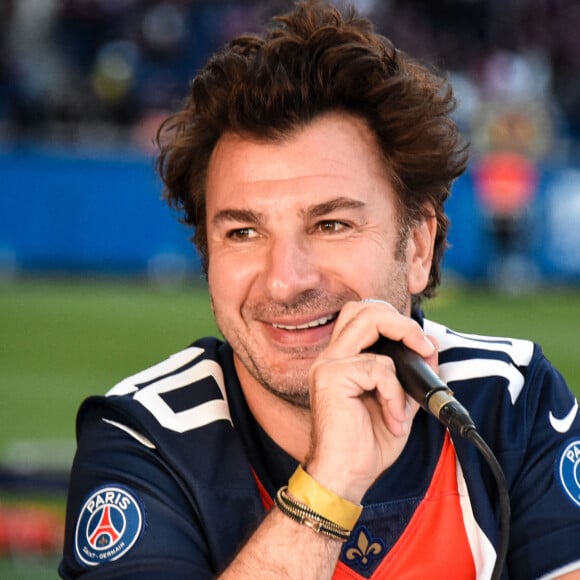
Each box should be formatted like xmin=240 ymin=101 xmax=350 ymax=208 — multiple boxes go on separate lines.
xmin=549 ymin=399 xmax=579 ymax=434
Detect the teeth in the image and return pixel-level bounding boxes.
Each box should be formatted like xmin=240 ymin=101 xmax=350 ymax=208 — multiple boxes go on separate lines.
xmin=273 ymin=314 xmax=336 ymax=331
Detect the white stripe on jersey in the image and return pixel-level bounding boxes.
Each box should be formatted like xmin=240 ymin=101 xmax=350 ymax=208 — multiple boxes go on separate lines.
xmin=455 ymin=453 xmax=497 ymax=579
xmin=538 ymin=559 xmax=580 ymax=580
xmin=133 ymin=359 xmax=232 ymax=433
xmin=424 ymin=319 xmax=535 ymax=405
xmin=441 ymin=358 xmax=526 ymax=405
xmin=105 ymin=346 xmax=232 ymax=434
xmin=106 ymin=346 xmax=205 ymax=397
xmin=102 ymin=418 xmax=156 ymax=449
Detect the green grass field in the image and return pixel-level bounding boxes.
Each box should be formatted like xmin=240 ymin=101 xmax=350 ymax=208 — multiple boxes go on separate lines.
xmin=0 ymin=278 xmax=219 ymax=454
xmin=1 ymin=277 xmax=579 ymax=453
xmin=0 ymin=277 xmax=578 ymax=578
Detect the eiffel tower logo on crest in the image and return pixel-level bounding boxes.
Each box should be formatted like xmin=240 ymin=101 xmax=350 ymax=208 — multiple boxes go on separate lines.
xmin=89 ymin=505 xmax=123 ymax=548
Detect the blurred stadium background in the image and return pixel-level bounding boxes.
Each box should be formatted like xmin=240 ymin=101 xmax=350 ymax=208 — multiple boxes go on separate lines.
xmin=1 ymin=0 xmax=580 ymax=577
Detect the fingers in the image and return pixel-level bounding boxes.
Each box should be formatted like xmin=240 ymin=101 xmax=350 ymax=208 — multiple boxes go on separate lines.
xmin=306 ymin=351 xmax=420 ymax=496
xmin=309 ymin=351 xmax=417 ymax=435
xmin=305 ymin=298 xmax=437 ymax=492
xmin=374 ymin=385 xmax=419 ymax=436
xmin=327 ymin=299 xmax=435 ymax=361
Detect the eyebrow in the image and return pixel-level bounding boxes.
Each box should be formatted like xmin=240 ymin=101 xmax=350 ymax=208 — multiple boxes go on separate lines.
xmin=211 ymin=197 xmax=366 ymax=227
xmin=211 ymin=208 xmax=265 ymax=227
xmin=301 ymin=196 xmax=366 ymax=219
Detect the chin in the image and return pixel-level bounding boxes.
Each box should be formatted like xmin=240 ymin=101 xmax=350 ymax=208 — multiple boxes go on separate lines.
xmin=266 ymin=384 xmax=311 ymax=410
xmin=257 ymin=367 xmax=311 ymax=409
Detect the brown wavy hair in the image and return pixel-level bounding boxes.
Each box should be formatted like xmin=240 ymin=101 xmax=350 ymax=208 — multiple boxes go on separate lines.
xmin=156 ymin=0 xmax=468 ymax=302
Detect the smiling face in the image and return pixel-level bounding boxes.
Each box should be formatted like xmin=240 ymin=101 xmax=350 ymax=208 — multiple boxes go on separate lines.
xmin=205 ymin=113 xmax=434 ymax=407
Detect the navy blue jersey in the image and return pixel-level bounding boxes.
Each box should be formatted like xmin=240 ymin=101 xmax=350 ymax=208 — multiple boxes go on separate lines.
xmin=59 ymin=317 xmax=580 ymax=579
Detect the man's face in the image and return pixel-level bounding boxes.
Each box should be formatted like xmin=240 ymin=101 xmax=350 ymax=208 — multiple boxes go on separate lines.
xmin=205 ymin=113 xmax=433 ymax=407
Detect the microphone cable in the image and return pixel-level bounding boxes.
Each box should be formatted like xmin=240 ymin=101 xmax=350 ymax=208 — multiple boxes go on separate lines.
xmin=463 ymin=428 xmax=510 ymax=580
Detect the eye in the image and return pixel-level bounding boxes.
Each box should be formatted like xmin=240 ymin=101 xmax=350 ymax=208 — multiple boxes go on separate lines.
xmin=226 ymin=227 xmax=258 ymax=241
xmin=315 ymin=220 xmax=349 ymax=234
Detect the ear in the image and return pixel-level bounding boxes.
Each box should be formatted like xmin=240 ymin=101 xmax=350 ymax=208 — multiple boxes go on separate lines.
xmin=407 ymin=205 xmax=437 ymax=295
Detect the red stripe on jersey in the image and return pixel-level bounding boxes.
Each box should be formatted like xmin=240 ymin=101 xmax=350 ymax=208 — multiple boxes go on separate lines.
xmin=333 ymin=433 xmax=476 ymax=579
xmin=252 ymin=467 xmax=274 ymax=511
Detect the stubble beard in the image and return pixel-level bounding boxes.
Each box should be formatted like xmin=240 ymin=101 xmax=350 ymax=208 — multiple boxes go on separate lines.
xmin=212 ymin=263 xmax=410 ymax=410
xmin=216 ymin=289 xmax=357 ymax=410
xmin=241 ymin=354 xmax=313 ymax=409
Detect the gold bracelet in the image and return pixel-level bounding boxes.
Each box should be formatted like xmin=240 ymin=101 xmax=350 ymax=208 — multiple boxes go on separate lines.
xmin=275 ymin=487 xmax=351 ymax=542
xmin=287 ymin=466 xmax=363 ymax=531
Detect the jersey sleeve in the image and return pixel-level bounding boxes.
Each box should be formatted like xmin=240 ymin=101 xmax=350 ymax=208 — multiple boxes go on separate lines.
xmin=59 ymin=404 xmax=216 ymax=579
xmin=506 ymin=346 xmax=580 ymax=579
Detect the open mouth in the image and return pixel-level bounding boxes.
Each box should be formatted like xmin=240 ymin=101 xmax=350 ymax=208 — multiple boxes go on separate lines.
xmin=271 ymin=312 xmax=338 ymax=331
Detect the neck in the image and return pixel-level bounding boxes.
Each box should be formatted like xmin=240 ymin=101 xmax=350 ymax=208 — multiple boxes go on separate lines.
xmin=236 ymin=362 xmax=312 ymax=464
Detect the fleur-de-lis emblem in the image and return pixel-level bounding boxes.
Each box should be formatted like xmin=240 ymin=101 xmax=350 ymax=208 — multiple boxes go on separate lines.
xmin=345 ymin=526 xmax=384 ymax=567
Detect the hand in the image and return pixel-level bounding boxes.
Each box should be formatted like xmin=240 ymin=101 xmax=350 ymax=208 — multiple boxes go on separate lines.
xmin=305 ymin=299 xmax=437 ymax=503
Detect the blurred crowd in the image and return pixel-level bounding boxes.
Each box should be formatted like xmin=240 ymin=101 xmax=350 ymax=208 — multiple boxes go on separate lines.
xmin=1 ymin=0 xmax=579 ymax=157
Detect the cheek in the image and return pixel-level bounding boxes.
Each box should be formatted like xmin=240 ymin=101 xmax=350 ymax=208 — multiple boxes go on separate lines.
xmin=338 ymin=245 xmax=408 ymax=302
xmin=333 ymin=244 xmax=385 ymax=281
xmin=207 ymin=253 xmax=258 ymax=308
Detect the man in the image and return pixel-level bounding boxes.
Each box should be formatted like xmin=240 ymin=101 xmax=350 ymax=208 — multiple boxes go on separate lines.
xmin=60 ymin=2 xmax=580 ymax=578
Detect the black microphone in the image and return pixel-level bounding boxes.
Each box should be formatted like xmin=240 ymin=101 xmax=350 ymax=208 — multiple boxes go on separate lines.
xmin=366 ymin=336 xmax=476 ymax=437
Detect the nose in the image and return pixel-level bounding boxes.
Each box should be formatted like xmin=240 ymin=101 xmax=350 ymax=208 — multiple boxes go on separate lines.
xmin=263 ymin=234 xmax=321 ymax=302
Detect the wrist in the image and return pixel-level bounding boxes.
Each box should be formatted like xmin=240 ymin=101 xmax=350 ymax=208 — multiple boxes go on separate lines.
xmin=303 ymin=459 xmax=370 ymax=504
xmin=287 ymin=466 xmax=363 ymax=531
xmin=274 ymin=466 xmax=363 ymax=542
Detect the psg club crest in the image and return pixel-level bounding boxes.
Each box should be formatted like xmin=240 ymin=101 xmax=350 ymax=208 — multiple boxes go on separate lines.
xmin=74 ymin=485 xmax=144 ymax=566
xmin=557 ymin=439 xmax=580 ymax=508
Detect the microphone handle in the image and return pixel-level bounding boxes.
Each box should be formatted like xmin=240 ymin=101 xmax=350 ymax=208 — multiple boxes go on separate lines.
xmin=366 ymin=336 xmax=476 ymax=437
